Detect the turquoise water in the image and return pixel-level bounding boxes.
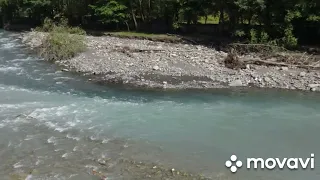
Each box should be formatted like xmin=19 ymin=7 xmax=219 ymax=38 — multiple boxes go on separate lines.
xmin=0 ymin=30 xmax=320 ymax=180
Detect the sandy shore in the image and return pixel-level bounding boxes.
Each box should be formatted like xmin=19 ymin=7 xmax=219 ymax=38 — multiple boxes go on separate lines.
xmin=21 ymin=31 xmax=320 ymax=91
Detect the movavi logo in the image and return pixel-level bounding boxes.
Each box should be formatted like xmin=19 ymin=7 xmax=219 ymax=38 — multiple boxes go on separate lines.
xmin=225 ymin=154 xmax=315 ymax=173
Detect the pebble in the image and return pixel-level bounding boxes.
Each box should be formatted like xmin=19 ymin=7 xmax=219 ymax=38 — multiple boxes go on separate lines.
xmin=229 ymin=80 xmax=243 ymax=87
xmin=264 ymin=77 xmax=271 ymax=82
xmin=153 ymin=65 xmax=160 ymax=70
xmin=22 ymin=31 xmax=320 ymax=92
xmin=299 ymin=72 xmax=306 ymax=77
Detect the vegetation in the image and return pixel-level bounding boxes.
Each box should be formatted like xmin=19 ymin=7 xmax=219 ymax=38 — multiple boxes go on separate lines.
xmin=0 ymin=0 xmax=319 ymax=48
xmin=38 ymin=18 xmax=86 ymax=61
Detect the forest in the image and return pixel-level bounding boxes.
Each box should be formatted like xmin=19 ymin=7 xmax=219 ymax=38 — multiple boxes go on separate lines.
xmin=0 ymin=0 xmax=319 ymax=47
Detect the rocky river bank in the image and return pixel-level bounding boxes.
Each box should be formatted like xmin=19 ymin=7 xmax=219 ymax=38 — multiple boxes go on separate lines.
xmin=21 ymin=31 xmax=320 ymax=92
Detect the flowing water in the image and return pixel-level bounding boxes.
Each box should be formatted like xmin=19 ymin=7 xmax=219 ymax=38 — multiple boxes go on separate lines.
xmin=0 ymin=30 xmax=320 ymax=180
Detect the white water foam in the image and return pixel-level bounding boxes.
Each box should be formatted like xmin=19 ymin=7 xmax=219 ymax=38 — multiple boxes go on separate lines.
xmin=0 ymin=66 xmax=22 ymax=72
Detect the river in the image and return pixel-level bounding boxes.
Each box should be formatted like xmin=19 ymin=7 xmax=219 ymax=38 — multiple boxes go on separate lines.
xmin=0 ymin=30 xmax=320 ymax=180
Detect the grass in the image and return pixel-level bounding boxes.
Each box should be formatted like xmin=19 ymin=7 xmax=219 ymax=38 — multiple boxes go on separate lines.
xmin=198 ymin=15 xmax=220 ymax=24
xmin=104 ymin=31 xmax=181 ymax=42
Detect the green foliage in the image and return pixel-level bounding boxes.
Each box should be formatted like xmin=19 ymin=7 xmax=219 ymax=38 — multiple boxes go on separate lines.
xmin=282 ymin=25 xmax=298 ymax=47
xmin=90 ymin=0 xmax=128 ymax=24
xmin=0 ymin=0 xmax=319 ymax=46
xmin=249 ymin=29 xmax=258 ymax=43
xmin=260 ymin=31 xmax=269 ymax=44
xmin=36 ymin=17 xmax=86 ymax=35
xmin=41 ymin=30 xmax=86 ymax=61
xmin=37 ymin=18 xmax=86 ymax=61
xmin=234 ymin=29 xmax=246 ymax=38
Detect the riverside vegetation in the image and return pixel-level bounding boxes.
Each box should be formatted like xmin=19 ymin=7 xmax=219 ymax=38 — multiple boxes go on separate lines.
xmin=2 ymin=0 xmax=320 ymax=92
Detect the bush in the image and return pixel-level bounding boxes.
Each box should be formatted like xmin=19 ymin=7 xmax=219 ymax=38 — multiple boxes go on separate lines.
xmin=40 ymin=31 xmax=86 ymax=61
xmin=36 ymin=18 xmax=87 ymax=61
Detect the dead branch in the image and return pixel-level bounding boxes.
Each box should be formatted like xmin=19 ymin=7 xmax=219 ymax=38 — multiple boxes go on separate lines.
xmin=242 ymin=58 xmax=320 ymax=70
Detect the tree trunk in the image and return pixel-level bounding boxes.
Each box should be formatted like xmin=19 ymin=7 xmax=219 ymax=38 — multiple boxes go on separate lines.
xmin=130 ymin=1 xmax=138 ymax=30
xmin=138 ymin=0 xmax=145 ymax=22
xmin=219 ymin=9 xmax=224 ymax=24
xmin=125 ymin=21 xmax=130 ymax=31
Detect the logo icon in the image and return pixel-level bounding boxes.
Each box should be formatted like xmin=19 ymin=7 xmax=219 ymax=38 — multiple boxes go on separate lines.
xmin=225 ymin=155 xmax=243 ymax=173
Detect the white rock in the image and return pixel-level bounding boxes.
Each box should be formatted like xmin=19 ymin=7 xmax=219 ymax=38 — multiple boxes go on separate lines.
xmin=311 ymin=88 xmax=317 ymax=92
xmin=25 ymin=174 xmax=33 ymax=180
xmin=281 ymin=67 xmax=289 ymax=71
xmin=299 ymin=72 xmax=306 ymax=77
xmin=264 ymin=77 xmax=271 ymax=82
xmin=246 ymin=64 xmax=250 ymax=70
xmin=152 ymin=65 xmax=160 ymax=70
xmin=308 ymin=84 xmax=320 ymax=88
xmin=229 ymin=80 xmax=243 ymax=87
xmin=163 ymin=81 xmax=167 ymax=85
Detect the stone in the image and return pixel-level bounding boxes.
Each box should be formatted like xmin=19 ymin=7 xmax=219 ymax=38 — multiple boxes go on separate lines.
xmin=299 ymin=72 xmax=306 ymax=77
xmin=308 ymin=84 xmax=320 ymax=88
xmin=163 ymin=81 xmax=167 ymax=85
xmin=311 ymin=88 xmax=317 ymax=92
xmin=281 ymin=67 xmax=289 ymax=71
xmin=152 ymin=65 xmax=160 ymax=70
xmin=264 ymin=77 xmax=271 ymax=82
xmin=62 ymin=69 xmax=69 ymax=72
xmin=246 ymin=64 xmax=250 ymax=70
xmin=229 ymin=80 xmax=243 ymax=87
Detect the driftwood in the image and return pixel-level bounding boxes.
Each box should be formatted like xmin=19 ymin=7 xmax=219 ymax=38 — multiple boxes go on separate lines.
xmin=242 ymin=58 xmax=320 ymax=70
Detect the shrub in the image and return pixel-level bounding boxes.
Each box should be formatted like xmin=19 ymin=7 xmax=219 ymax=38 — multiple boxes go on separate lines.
xmin=40 ymin=31 xmax=86 ymax=61
xmin=36 ymin=18 xmax=87 ymax=61
xmin=249 ymin=29 xmax=258 ymax=44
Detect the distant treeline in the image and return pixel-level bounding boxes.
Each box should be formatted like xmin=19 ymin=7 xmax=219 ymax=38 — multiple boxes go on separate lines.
xmin=0 ymin=0 xmax=319 ymax=46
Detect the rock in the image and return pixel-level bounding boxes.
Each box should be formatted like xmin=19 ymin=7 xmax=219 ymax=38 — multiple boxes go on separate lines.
xmin=153 ymin=65 xmax=160 ymax=70
xmin=62 ymin=69 xmax=69 ymax=72
xmin=25 ymin=174 xmax=33 ymax=180
xmin=299 ymin=72 xmax=306 ymax=77
xmin=163 ymin=81 xmax=167 ymax=85
xmin=281 ymin=67 xmax=289 ymax=71
xmin=311 ymin=88 xmax=317 ymax=92
xmin=308 ymin=84 xmax=320 ymax=88
xmin=229 ymin=79 xmax=243 ymax=87
xmin=264 ymin=77 xmax=271 ymax=82
xmin=246 ymin=64 xmax=250 ymax=70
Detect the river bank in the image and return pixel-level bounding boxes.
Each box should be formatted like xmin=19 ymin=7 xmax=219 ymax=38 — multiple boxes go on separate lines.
xmin=20 ymin=31 xmax=320 ymax=92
